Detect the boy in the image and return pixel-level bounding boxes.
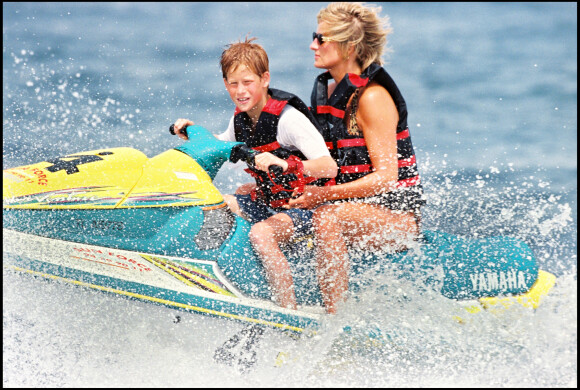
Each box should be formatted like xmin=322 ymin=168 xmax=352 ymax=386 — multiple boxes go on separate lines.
xmin=171 ymin=37 xmax=337 ymax=310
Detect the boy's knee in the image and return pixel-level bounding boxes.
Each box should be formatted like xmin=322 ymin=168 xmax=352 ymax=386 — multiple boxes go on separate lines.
xmin=223 ymin=194 xmax=236 ymax=208
xmin=223 ymin=194 xmax=243 ymax=217
xmin=249 ymin=221 xmax=272 ymax=242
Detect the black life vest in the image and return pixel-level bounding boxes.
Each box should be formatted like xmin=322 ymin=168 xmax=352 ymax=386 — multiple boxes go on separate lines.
xmin=310 ymin=63 xmax=422 ymax=192
xmin=234 ymin=88 xmax=320 ymax=209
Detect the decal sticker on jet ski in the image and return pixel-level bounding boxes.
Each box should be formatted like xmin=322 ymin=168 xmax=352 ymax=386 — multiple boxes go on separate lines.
xmin=142 ymin=254 xmax=238 ymax=297
xmin=45 ymin=151 xmax=115 ymax=175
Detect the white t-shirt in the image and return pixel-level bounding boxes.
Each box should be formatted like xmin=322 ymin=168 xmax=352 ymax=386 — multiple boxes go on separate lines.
xmin=216 ymin=105 xmax=330 ymax=160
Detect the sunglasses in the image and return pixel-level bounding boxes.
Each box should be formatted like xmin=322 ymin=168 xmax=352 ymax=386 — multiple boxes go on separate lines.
xmin=312 ymin=32 xmax=333 ymax=45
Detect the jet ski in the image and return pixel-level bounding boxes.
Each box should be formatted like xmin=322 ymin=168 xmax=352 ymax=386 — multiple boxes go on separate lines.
xmin=3 ymin=124 xmax=557 ymax=334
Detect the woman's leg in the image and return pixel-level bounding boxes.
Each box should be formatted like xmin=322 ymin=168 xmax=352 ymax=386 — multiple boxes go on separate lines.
xmin=312 ymin=202 xmax=419 ymax=313
xmin=249 ymin=213 xmax=297 ymax=309
xmin=312 ymin=204 xmax=350 ymax=314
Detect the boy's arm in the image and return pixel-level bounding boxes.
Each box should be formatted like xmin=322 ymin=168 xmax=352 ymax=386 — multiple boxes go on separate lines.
xmin=215 ymin=116 xmax=236 ymax=141
xmin=253 ymin=152 xmax=336 ymax=179
xmin=171 ymin=117 xmax=235 ymax=141
xmin=277 ymin=107 xmax=337 ymax=178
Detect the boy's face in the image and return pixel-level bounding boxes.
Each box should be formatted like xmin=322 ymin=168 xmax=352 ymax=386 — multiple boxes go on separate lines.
xmin=224 ymin=64 xmax=270 ymax=117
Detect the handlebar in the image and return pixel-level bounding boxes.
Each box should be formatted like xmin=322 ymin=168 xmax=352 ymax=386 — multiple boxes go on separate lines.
xmin=170 ymin=124 xmax=284 ymax=175
xmin=269 ymin=164 xmax=284 ymax=176
xmin=229 ymin=144 xmax=284 ymax=176
xmin=169 ymin=124 xmax=182 ymax=136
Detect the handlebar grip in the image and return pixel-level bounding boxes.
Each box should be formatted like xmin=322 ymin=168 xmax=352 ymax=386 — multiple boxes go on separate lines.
xmin=230 ymin=143 xmax=258 ymax=164
xmin=268 ymin=164 xmax=284 ymax=176
xmin=230 ymin=144 xmax=285 ymax=175
xmin=169 ymin=124 xmax=186 ymax=135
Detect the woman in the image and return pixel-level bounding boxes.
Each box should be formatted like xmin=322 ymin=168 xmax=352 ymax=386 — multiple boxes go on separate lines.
xmin=287 ymin=2 xmax=425 ymax=314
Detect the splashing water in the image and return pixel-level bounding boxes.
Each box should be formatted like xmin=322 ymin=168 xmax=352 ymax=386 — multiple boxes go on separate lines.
xmin=3 ymin=2 xmax=576 ymax=387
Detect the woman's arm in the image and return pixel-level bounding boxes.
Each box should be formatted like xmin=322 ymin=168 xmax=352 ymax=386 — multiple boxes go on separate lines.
xmin=302 ymin=156 xmax=338 ymax=178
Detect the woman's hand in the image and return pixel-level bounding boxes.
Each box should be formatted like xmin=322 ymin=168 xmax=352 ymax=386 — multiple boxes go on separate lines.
xmin=235 ymin=183 xmax=257 ymax=195
xmin=172 ymin=118 xmax=194 ymax=141
xmin=286 ymin=185 xmax=327 ymax=210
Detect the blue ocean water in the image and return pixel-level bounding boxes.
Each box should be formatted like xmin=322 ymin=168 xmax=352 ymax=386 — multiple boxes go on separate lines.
xmin=3 ymin=2 xmax=577 ymax=387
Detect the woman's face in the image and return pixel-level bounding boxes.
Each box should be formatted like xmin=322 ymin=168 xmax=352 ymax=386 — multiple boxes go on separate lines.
xmin=310 ymin=22 xmax=343 ymax=70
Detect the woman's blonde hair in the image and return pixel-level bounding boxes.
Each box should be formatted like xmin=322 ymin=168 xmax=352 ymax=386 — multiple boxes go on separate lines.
xmin=317 ymin=2 xmax=392 ymax=70
xmin=220 ymin=36 xmax=269 ymax=79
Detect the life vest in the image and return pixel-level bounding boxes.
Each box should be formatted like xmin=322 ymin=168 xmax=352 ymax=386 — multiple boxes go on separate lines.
xmin=234 ymin=88 xmax=319 ymax=209
xmin=310 ymin=63 xmax=422 ymax=192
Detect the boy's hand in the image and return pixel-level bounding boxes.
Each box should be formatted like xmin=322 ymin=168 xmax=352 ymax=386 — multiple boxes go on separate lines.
xmin=254 ymin=152 xmax=288 ymax=173
xmin=171 ymin=118 xmax=194 ymax=140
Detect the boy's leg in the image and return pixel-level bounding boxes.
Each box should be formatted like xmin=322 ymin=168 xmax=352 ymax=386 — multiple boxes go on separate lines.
xmin=223 ymin=194 xmax=243 ymax=217
xmin=249 ymin=213 xmax=297 ymax=309
xmin=229 ymin=195 xmax=314 ymax=309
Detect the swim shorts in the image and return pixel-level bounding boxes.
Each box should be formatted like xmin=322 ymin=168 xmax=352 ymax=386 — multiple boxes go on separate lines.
xmin=234 ymin=194 xmax=313 ymax=238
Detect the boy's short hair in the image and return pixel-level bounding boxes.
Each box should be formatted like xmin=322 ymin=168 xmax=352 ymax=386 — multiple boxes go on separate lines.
xmin=220 ymin=36 xmax=269 ymax=79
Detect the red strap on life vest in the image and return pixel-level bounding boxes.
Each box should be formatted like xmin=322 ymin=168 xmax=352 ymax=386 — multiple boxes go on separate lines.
xmin=250 ymin=188 xmax=259 ymax=202
xmin=398 ymin=155 xmax=416 ymax=168
xmin=244 ymin=167 xmax=257 ymax=177
xmin=252 ymin=141 xmax=281 ymax=153
xmin=286 ymin=155 xmax=306 ymax=195
xmin=347 ymin=73 xmax=370 ymax=88
xmin=262 ymin=99 xmax=288 ymax=115
xmin=317 ymin=105 xmax=345 ymax=119
xmin=396 ymin=176 xmax=421 ymax=188
xmin=327 ymin=129 xmax=410 ymax=151
xmin=249 ymin=155 xmax=309 ymax=208
xmin=334 ymin=130 xmax=409 ymax=149
xmin=340 ymin=164 xmax=372 ymax=174
xmin=396 ymin=128 xmax=410 ymax=140
xmin=337 ymin=138 xmax=366 ymax=148
xmin=337 ymin=156 xmax=416 ymax=173
xmin=267 ymin=155 xmax=307 ymax=195
xmin=285 ymin=155 xmax=303 ymax=175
